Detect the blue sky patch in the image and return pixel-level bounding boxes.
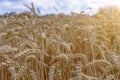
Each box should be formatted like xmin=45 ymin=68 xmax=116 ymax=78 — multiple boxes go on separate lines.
xmin=0 ymin=0 xmax=120 ymax=15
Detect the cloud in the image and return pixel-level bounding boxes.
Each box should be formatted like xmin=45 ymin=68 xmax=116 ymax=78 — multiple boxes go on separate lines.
xmin=0 ymin=0 xmax=28 ymax=14
xmin=0 ymin=0 xmax=120 ymax=15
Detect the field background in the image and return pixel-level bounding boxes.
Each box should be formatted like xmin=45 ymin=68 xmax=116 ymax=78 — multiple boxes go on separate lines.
xmin=0 ymin=3 xmax=120 ymax=80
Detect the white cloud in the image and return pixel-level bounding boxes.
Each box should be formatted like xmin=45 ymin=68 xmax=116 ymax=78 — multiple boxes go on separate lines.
xmin=1 ymin=1 xmax=12 ymax=7
xmin=0 ymin=0 xmax=120 ymax=15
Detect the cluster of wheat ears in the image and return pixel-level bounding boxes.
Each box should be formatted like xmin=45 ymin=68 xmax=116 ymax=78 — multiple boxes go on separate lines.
xmin=0 ymin=2 xmax=120 ymax=80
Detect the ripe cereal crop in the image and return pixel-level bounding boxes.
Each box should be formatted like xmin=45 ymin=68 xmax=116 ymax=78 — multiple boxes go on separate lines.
xmin=0 ymin=3 xmax=120 ymax=80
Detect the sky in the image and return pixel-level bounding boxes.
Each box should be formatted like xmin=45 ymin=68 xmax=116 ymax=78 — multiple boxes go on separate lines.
xmin=0 ymin=0 xmax=120 ymax=15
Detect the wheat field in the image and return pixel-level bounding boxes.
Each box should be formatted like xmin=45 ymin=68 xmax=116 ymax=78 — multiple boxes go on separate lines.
xmin=0 ymin=3 xmax=120 ymax=80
